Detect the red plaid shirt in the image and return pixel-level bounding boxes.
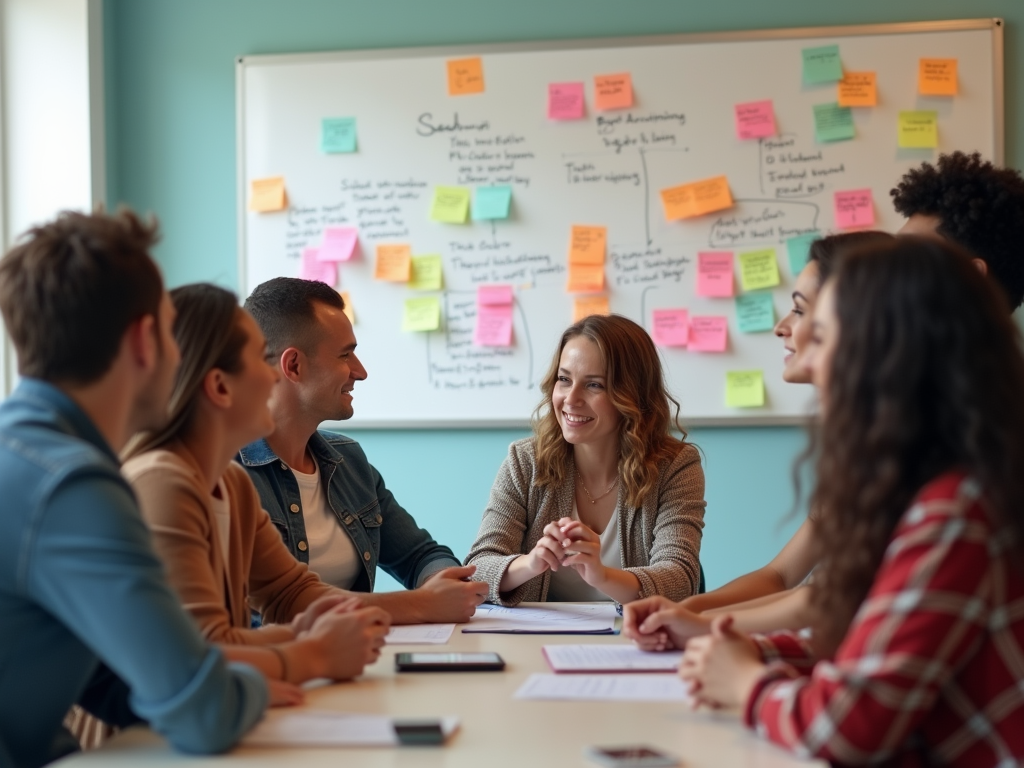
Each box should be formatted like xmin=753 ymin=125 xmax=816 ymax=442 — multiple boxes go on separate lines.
xmin=744 ymin=472 xmax=1024 ymax=767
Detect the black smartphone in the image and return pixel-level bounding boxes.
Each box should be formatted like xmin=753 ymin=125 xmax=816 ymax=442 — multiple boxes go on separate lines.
xmin=394 ymin=652 xmax=505 ymax=672
xmin=393 ymin=720 xmax=446 ymax=745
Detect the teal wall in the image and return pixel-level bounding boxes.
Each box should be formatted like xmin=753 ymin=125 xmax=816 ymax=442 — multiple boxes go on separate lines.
xmin=104 ymin=0 xmax=1022 ymax=591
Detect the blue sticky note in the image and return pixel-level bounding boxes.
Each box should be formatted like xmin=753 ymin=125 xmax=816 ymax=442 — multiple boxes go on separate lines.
xmin=802 ymin=45 xmax=843 ymax=84
xmin=735 ymin=293 xmax=775 ymax=333
xmin=473 ymin=186 xmax=513 ymax=220
xmin=786 ymin=232 xmax=820 ymax=276
xmin=813 ymin=103 xmax=855 ymax=143
xmin=321 ymin=117 xmax=357 ymax=154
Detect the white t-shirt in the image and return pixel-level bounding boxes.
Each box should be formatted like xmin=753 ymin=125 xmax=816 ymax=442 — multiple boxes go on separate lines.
xmin=210 ymin=479 xmax=231 ymax=568
xmin=292 ymin=461 xmax=362 ymax=590
xmin=546 ymin=500 xmax=621 ymax=602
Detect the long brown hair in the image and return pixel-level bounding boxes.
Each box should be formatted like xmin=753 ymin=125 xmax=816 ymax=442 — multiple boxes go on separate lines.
xmin=532 ymin=314 xmax=688 ymax=508
xmin=806 ymin=236 xmax=1024 ymax=654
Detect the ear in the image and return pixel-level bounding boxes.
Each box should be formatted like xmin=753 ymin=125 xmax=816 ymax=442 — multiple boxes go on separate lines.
xmin=125 ymin=314 xmax=159 ymax=373
xmin=278 ymin=347 xmax=304 ymax=384
xmin=972 ymin=257 xmax=989 ymax=277
xmin=201 ymin=367 xmax=232 ymax=411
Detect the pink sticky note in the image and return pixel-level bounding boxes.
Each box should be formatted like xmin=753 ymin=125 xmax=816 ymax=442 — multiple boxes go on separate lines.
xmin=300 ymin=248 xmax=337 ymax=285
xmin=478 ymin=284 xmax=513 ymax=306
xmin=548 ymin=82 xmax=585 ymax=121
xmin=697 ymin=252 xmax=734 ymax=297
xmin=734 ymin=100 xmax=776 ymax=140
xmin=474 ymin=304 xmax=513 ymax=347
xmin=833 ymin=189 xmax=875 ymax=229
xmin=689 ymin=316 xmax=728 ymax=353
xmin=318 ymin=227 xmax=359 ymax=262
xmin=651 ymin=310 xmax=689 ymax=347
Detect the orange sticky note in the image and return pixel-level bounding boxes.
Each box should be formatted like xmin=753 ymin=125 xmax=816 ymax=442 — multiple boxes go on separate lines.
xmin=837 ymin=72 xmax=877 ymax=107
xmin=567 ymin=264 xmax=605 ymax=293
xmin=249 ymin=177 xmax=286 ymax=212
xmin=573 ymin=295 xmax=610 ymax=323
xmin=660 ymin=176 xmax=733 ymax=221
xmin=374 ymin=244 xmax=411 ymax=282
xmin=447 ymin=57 xmax=485 ymax=96
xmin=569 ymin=225 xmax=607 ymax=265
xmin=339 ymin=291 xmax=355 ymax=324
xmin=919 ymin=59 xmax=957 ymax=96
xmin=594 ymin=73 xmax=633 ymax=111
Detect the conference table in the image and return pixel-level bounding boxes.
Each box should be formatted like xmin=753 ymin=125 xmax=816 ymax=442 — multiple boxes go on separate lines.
xmin=57 ymin=605 xmax=825 ymax=768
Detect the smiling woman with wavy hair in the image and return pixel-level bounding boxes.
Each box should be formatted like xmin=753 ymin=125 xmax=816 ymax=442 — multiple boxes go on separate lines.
xmin=467 ymin=314 xmax=705 ymax=606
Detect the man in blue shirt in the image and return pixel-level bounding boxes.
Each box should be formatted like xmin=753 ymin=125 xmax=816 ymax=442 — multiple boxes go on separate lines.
xmin=240 ymin=278 xmax=486 ymax=624
xmin=0 ymin=210 xmax=267 ymax=768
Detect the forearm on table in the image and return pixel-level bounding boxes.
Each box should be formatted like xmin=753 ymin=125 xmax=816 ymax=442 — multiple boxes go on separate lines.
xmin=716 ymin=586 xmax=813 ymax=635
xmin=221 ymin=640 xmax=323 ymax=684
xmin=680 ymin=568 xmax=789 ymax=613
xmin=358 ymin=589 xmax=423 ymax=624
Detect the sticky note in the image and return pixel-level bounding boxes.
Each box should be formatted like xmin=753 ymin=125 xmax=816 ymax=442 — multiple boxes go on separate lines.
xmin=697 ymin=252 xmax=734 ymax=298
xmin=548 ymin=82 xmax=585 ymax=120
xmin=735 ymin=292 xmax=775 ymax=333
xmin=660 ymin=176 xmax=733 ymax=221
xmin=594 ymin=73 xmax=633 ymax=111
xmin=478 ymin=284 xmax=513 ymax=307
xmin=318 ymin=227 xmax=359 ymax=262
xmin=339 ymin=291 xmax=355 ymax=324
xmin=802 ymin=44 xmax=843 ymax=84
xmin=375 ymin=244 xmax=411 ymax=282
xmin=321 ymin=117 xmax=357 ymax=153
xmin=651 ymin=309 xmax=689 ymax=347
xmin=299 ymin=248 xmax=337 ymax=285
xmin=919 ymin=58 xmax=957 ymax=96
xmin=785 ymin=232 xmax=820 ymax=276
xmin=738 ymin=249 xmax=780 ymax=292
xmin=689 ymin=317 xmax=728 ymax=353
xmin=402 ymin=297 xmax=441 ymax=332
xmin=474 ymin=305 xmax=513 ymax=346
xmin=408 ymin=255 xmax=444 ymax=291
xmin=569 ymin=225 xmax=607 ymax=265
xmin=447 ymin=57 xmax=484 ymax=96
xmin=573 ymin=295 xmax=610 ymax=323
xmin=249 ymin=176 xmax=286 ymax=212
xmin=834 ymin=189 xmax=875 ymax=229
xmin=837 ymin=72 xmax=877 ymax=107
xmin=898 ymin=110 xmax=938 ymax=149
xmin=473 ymin=186 xmax=512 ymax=220
xmin=431 ymin=186 xmax=470 ymax=224
xmin=813 ymin=102 xmax=855 ymax=143
xmin=734 ymin=100 xmax=776 ymax=140
xmin=567 ymin=264 xmax=605 ymax=293
xmin=726 ymin=370 xmax=765 ymax=408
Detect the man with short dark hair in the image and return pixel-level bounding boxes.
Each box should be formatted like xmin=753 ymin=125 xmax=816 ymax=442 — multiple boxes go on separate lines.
xmin=240 ymin=277 xmax=486 ymax=624
xmin=0 ymin=210 xmax=266 ymax=768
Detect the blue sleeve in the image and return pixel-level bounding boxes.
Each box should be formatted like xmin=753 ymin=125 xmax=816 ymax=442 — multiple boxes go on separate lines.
xmin=27 ymin=471 xmax=267 ymax=754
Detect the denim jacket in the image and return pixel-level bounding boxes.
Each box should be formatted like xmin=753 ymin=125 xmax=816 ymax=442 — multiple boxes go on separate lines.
xmin=238 ymin=431 xmax=459 ymax=591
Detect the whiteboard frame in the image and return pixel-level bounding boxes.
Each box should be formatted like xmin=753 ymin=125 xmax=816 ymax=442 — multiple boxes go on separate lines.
xmin=235 ymin=18 xmax=1004 ymax=429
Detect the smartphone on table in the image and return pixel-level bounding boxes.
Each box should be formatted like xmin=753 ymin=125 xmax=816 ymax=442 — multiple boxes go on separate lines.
xmin=585 ymin=745 xmax=681 ymax=767
xmin=394 ymin=652 xmax=505 ymax=672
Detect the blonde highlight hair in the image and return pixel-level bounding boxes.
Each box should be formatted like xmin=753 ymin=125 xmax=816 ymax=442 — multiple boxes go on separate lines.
xmin=532 ymin=314 xmax=687 ymax=508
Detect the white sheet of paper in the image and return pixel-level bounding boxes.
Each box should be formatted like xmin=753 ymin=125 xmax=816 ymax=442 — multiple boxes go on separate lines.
xmin=385 ymin=623 xmax=456 ymax=645
xmin=463 ymin=603 xmax=617 ymax=634
xmin=543 ymin=644 xmax=683 ymax=672
xmin=242 ymin=710 xmax=460 ymax=747
xmin=514 ymin=673 xmax=692 ymax=702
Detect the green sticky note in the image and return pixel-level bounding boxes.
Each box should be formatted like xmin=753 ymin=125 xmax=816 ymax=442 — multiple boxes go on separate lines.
xmin=726 ymin=370 xmax=765 ymax=408
xmin=408 ymin=255 xmax=444 ymax=291
xmin=898 ymin=110 xmax=939 ymax=148
xmin=786 ymin=232 xmax=820 ymax=276
xmin=321 ymin=117 xmax=357 ymax=153
xmin=431 ymin=186 xmax=470 ymax=223
xmin=802 ymin=45 xmax=843 ymax=84
xmin=813 ymin=103 xmax=855 ymax=143
xmin=735 ymin=293 xmax=775 ymax=333
xmin=402 ymin=297 xmax=441 ymax=332
xmin=738 ymin=248 xmax=780 ymax=291
xmin=473 ymin=186 xmax=513 ymax=220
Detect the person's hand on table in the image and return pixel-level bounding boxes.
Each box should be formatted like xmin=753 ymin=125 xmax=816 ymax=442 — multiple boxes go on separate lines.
xmin=415 ymin=565 xmax=489 ymax=623
xmin=266 ymin=677 xmax=305 ymax=707
xmin=291 ymin=594 xmax=362 ymax=637
xmin=623 ymin=596 xmax=712 ymax=651
xmin=678 ymin=616 xmax=766 ymax=709
xmin=307 ymin=604 xmax=391 ymax=679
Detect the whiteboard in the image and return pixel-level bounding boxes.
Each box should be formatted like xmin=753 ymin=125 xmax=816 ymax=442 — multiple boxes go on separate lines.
xmin=237 ymin=19 xmax=1003 ymax=428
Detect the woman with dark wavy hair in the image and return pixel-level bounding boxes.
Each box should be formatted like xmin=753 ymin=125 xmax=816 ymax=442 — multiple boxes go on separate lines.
xmin=680 ymin=237 xmax=1024 ymax=766
xmin=466 ymin=314 xmax=705 ymax=605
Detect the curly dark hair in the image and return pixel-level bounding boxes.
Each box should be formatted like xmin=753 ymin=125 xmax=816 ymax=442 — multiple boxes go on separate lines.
xmin=806 ymin=236 xmax=1024 ymax=655
xmin=891 ymin=151 xmax=1024 ymax=310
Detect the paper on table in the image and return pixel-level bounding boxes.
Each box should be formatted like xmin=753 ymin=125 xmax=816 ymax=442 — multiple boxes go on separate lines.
xmin=738 ymin=248 xmax=780 ymax=292
xmin=447 ymin=57 xmax=484 ymax=96
xmin=696 ymin=251 xmax=734 ymax=297
xmin=431 ymin=186 xmax=470 ymax=223
xmin=339 ymin=291 xmax=355 ymax=324
xmin=300 ymin=248 xmax=337 ymax=285
xmin=375 ymin=244 xmax=412 ymax=281
xmin=543 ymin=645 xmax=683 ymax=673
xmin=318 ymin=227 xmax=359 ymax=262
xmin=242 ymin=710 xmax=460 ymax=747
xmin=473 ymin=186 xmax=512 ymax=220
xmin=463 ymin=603 xmax=617 ymax=634
xmin=919 ymin=58 xmax=957 ymax=96
xmin=594 ymin=73 xmax=633 ymax=111
xmin=813 ymin=102 xmax=855 ymax=143
xmin=726 ymin=370 xmax=765 ymax=408
xmin=651 ymin=309 xmax=689 ymax=347
xmin=898 ymin=110 xmax=938 ymax=149
xmin=569 ymin=225 xmax=607 ymax=265
xmin=734 ymin=100 xmax=776 ymax=140
xmin=573 ymin=295 xmax=610 ymax=323
xmin=837 ymin=72 xmax=877 ymax=107
xmin=785 ymin=232 xmax=820 ymax=275
xmin=688 ymin=317 xmax=728 ymax=353
xmin=548 ymin=82 xmax=585 ymax=120
xmin=660 ymin=176 xmax=733 ymax=221
xmin=567 ymin=264 xmax=605 ymax=293
xmin=802 ymin=44 xmax=843 ymax=84
xmin=735 ymin=293 xmax=775 ymax=333
xmin=514 ymin=674 xmax=691 ymax=702
xmin=408 ymin=255 xmax=444 ymax=291
xmin=321 ymin=117 xmax=357 ymax=153
xmin=385 ymin=624 xmax=456 ymax=645
xmin=834 ymin=189 xmax=875 ymax=229
xmin=402 ymin=297 xmax=440 ymax=332
xmin=249 ymin=176 xmax=286 ymax=212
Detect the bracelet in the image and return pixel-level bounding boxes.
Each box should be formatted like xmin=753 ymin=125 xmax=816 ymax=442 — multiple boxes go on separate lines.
xmin=269 ymin=645 xmax=290 ymax=683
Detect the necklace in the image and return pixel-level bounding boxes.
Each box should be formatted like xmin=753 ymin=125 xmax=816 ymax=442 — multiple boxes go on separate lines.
xmin=575 ymin=468 xmax=619 ymax=504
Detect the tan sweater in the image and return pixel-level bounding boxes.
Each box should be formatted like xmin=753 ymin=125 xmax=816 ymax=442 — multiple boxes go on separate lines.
xmin=123 ymin=443 xmax=337 ymax=644
xmin=466 ymin=438 xmax=706 ymax=605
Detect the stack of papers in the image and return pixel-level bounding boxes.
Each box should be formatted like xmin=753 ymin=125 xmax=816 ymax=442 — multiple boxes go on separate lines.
xmin=514 ymin=674 xmax=691 ymax=702
xmin=463 ymin=603 xmax=617 ymax=634
xmin=385 ymin=624 xmax=456 ymax=645
xmin=242 ymin=711 xmax=460 ymax=747
xmin=542 ymin=645 xmax=683 ymax=673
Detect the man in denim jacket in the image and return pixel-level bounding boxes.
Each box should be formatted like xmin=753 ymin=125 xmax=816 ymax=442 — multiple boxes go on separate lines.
xmin=240 ymin=278 xmax=485 ymax=624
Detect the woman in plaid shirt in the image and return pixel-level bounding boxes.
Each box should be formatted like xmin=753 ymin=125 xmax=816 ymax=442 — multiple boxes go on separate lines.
xmin=680 ymin=237 xmax=1024 ymax=767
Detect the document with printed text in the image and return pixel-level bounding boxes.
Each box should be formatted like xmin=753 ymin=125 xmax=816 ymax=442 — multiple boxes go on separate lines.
xmin=463 ymin=603 xmax=617 ymax=634
xmin=514 ymin=673 xmax=692 ymax=702
xmin=542 ymin=644 xmax=683 ymax=673
xmin=385 ymin=623 xmax=456 ymax=645
xmin=242 ymin=710 xmax=460 ymax=747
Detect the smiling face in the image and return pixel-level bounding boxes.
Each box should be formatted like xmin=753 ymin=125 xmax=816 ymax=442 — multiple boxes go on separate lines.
xmin=222 ymin=310 xmax=280 ymax=446
xmin=302 ymin=301 xmax=367 ymax=422
xmin=774 ymin=261 xmax=820 ymax=384
xmin=551 ymin=336 xmax=622 ymax=449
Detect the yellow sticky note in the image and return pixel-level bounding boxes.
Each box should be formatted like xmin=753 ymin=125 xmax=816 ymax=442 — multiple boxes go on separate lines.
xmin=837 ymin=72 xmax=877 ymax=107
xmin=249 ymin=177 xmax=286 ymax=212
xmin=573 ymin=295 xmax=610 ymax=323
xmin=919 ymin=58 xmax=957 ymax=96
xmin=402 ymin=297 xmax=441 ymax=332
xmin=726 ymin=370 xmax=765 ymax=408
xmin=447 ymin=57 xmax=485 ymax=96
xmin=898 ymin=111 xmax=938 ymax=149
xmin=738 ymin=249 xmax=780 ymax=292
xmin=660 ymin=176 xmax=733 ymax=221
xmin=375 ymin=244 xmax=412 ymax=282
xmin=431 ymin=186 xmax=470 ymax=224
xmin=408 ymin=255 xmax=444 ymax=291
xmin=569 ymin=225 xmax=607 ymax=265
xmin=339 ymin=291 xmax=355 ymax=324
xmin=567 ymin=264 xmax=605 ymax=293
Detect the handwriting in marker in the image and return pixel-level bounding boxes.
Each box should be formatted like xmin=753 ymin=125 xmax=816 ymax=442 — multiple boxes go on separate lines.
xmin=548 ymin=82 xmax=585 ymax=120
xmin=919 ymin=58 xmax=957 ymax=96
xmin=594 ymin=73 xmax=633 ymax=111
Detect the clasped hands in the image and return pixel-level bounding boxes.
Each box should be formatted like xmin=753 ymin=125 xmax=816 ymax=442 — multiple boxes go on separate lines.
xmin=525 ymin=517 xmax=608 ymax=587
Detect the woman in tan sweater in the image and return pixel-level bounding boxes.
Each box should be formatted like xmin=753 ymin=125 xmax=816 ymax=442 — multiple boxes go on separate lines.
xmin=466 ymin=314 xmax=705 ymax=605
